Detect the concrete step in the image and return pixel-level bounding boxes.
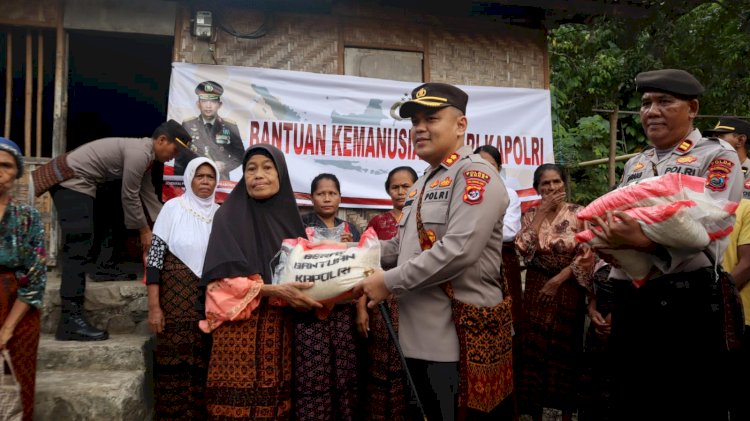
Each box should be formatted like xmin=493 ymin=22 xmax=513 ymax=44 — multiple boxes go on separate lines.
xmin=37 ymin=333 xmax=153 ymax=372
xmin=41 ymin=274 xmax=149 ymax=335
xmin=34 ymin=369 xmax=152 ymax=421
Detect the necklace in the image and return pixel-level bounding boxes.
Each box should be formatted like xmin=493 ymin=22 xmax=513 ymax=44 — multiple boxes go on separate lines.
xmin=178 ymin=197 xmax=213 ymax=224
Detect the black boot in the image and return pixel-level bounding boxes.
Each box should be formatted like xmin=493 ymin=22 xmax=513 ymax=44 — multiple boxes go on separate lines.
xmin=55 ymin=298 xmax=109 ymax=341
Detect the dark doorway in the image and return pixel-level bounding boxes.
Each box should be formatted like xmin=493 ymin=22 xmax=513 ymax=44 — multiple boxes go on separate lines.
xmin=67 ymin=30 xmax=172 ymax=147
xmin=66 ymin=30 xmax=172 ymax=271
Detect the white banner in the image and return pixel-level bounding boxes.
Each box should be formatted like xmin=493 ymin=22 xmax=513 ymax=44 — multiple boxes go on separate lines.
xmin=166 ymin=62 xmax=553 ymax=208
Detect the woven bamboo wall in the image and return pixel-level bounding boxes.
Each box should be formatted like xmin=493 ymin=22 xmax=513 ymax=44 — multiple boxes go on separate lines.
xmin=175 ymin=3 xmax=547 ymax=230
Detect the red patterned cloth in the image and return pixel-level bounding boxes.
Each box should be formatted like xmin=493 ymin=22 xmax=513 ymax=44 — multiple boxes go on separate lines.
xmin=366 ymin=211 xmax=399 ymax=241
xmin=205 ymin=300 xmax=293 ymax=420
xmin=0 ymin=272 xmax=40 ymax=421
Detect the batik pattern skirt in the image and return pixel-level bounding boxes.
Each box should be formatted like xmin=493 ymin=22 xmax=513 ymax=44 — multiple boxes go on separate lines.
xmin=153 ymin=253 xmax=210 ymax=420
xmin=294 ymin=303 xmax=360 ymax=421
xmin=363 ymin=298 xmax=406 ymax=420
xmin=206 ymin=299 xmax=293 ymax=420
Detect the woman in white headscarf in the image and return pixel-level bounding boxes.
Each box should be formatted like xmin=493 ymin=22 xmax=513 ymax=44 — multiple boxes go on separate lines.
xmin=146 ymin=157 xmax=219 ymax=420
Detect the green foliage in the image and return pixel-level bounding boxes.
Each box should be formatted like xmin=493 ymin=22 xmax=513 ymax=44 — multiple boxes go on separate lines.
xmin=550 ymin=0 xmax=750 ymax=205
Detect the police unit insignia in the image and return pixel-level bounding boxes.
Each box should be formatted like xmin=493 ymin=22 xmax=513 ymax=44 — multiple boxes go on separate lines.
xmin=204 ymin=84 xmax=213 ymax=92
xmin=462 ymin=170 xmax=490 ymax=205
xmin=633 ymin=162 xmax=645 ymax=171
xmin=676 ymin=156 xmax=697 ymax=165
xmin=676 ymin=139 xmax=694 ymax=153
xmin=439 ymin=176 xmax=452 ymax=187
xmin=430 ymin=179 xmax=440 ymax=188
xmin=443 ymin=152 xmax=460 ymax=167
xmin=408 ymin=190 xmax=418 ymax=198
xmin=416 ymin=88 xmax=427 ymax=99
xmin=706 ymin=158 xmax=734 ymax=192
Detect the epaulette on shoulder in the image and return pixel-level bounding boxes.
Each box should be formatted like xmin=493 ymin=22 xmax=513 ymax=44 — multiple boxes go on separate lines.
xmin=220 ymin=117 xmax=237 ymax=125
xmin=183 ymin=116 xmax=199 ymax=123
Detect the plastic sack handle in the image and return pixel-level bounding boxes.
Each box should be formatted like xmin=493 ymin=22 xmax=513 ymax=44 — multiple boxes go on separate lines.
xmin=0 ymin=350 xmax=18 ymax=386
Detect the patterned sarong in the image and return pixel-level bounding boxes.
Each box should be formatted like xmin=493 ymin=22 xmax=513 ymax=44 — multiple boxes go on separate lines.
xmin=153 ymin=253 xmax=210 ymax=420
xmin=0 ymin=271 xmax=40 ymax=421
xmin=206 ymin=300 xmax=293 ymax=420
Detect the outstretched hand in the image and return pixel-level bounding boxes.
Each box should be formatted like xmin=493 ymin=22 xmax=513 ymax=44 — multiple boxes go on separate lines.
xmin=352 ymin=269 xmax=389 ymax=309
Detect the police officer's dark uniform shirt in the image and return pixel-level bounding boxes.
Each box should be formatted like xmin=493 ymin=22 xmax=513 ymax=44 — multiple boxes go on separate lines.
xmin=612 ymin=128 xmax=743 ymax=280
xmin=380 ymin=145 xmax=510 ymax=362
xmin=177 ymin=116 xmax=245 ymax=179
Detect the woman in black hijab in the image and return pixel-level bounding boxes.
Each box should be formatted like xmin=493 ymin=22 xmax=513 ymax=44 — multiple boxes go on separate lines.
xmin=201 ymin=143 xmax=321 ymax=420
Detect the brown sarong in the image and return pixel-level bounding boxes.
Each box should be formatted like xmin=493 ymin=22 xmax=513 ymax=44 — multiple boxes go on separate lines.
xmin=205 ymin=300 xmax=293 ymax=420
xmin=0 ymin=271 xmax=40 ymax=421
xmin=31 ymin=153 xmax=75 ymax=197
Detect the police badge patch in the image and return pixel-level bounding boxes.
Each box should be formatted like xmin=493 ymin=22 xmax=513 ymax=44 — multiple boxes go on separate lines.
xmin=463 ymin=170 xmax=490 ymax=205
xmin=706 ymin=158 xmax=734 ymax=192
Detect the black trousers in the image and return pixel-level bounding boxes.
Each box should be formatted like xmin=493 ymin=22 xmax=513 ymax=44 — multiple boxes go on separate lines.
xmin=51 ymin=186 xmax=95 ymax=300
xmin=610 ymin=269 xmax=730 ymax=421
xmin=405 ymin=358 xmax=458 ymax=421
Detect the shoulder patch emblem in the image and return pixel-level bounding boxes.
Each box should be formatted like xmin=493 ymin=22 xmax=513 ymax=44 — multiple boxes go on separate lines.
xmin=676 ymin=156 xmax=697 ymax=165
xmin=633 ymin=162 xmax=645 ymax=171
xmin=676 ymin=139 xmax=694 ymax=154
xmin=705 ymin=158 xmax=734 ymax=192
xmin=443 ymin=152 xmax=460 ymax=167
xmin=463 ymin=170 xmax=490 ymax=205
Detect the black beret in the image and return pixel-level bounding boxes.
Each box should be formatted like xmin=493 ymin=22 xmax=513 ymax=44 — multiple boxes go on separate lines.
xmin=164 ymin=119 xmax=192 ymax=149
xmin=399 ymin=82 xmax=469 ymax=118
xmin=704 ymin=117 xmax=750 ymax=137
xmin=195 ymin=80 xmax=224 ymax=100
xmin=635 ymin=69 xmax=704 ymax=98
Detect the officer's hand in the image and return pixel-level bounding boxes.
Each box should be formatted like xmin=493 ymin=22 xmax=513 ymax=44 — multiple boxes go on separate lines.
xmin=591 ymin=211 xmax=654 ymax=251
xmin=352 ymin=269 xmax=389 ymax=309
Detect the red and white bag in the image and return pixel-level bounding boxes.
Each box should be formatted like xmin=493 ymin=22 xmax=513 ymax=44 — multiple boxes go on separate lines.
xmin=272 ymin=227 xmax=381 ymax=303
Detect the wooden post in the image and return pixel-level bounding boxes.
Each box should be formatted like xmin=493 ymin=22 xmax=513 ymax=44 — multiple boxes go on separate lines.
xmin=4 ymin=32 xmax=11 ymax=138
xmin=24 ymin=31 xmax=32 ymax=156
xmin=36 ymin=32 xmax=43 ymax=157
xmin=52 ymin=1 xmax=67 ymax=157
xmin=608 ymin=107 xmax=619 ymax=187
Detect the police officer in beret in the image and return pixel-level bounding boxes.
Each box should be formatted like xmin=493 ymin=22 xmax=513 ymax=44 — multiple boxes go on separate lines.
xmin=592 ymin=69 xmax=741 ymax=421
xmin=704 ymin=117 xmax=750 ymax=199
xmin=176 ymin=81 xmax=245 ymax=179
xmin=354 ymin=83 xmax=513 ymax=420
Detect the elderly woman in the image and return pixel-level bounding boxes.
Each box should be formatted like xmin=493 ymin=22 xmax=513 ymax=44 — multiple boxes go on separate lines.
xmin=146 ymin=157 xmax=220 ymax=420
xmin=356 ymin=166 xmax=417 ymax=420
xmin=295 ymin=172 xmax=362 ymax=420
xmin=0 ymin=137 xmax=47 ymax=421
xmin=515 ymin=163 xmax=594 ymax=421
xmin=200 ymin=144 xmax=321 ymax=420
